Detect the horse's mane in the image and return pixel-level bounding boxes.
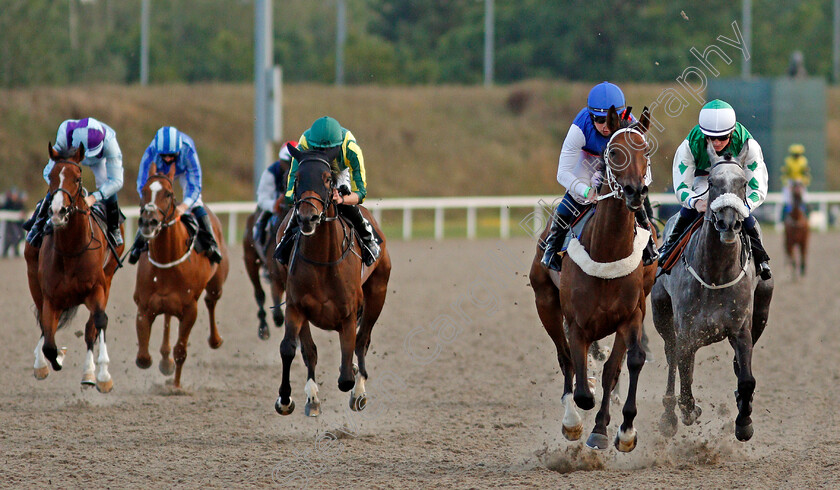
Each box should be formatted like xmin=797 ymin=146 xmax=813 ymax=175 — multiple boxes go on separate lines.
xmin=54 ymin=145 xmax=81 ymax=161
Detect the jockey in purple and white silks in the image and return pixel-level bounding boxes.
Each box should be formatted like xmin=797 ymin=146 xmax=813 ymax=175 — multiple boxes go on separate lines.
xmin=24 ymin=118 xmax=125 ymax=247
xmin=540 ymin=81 xmax=658 ymax=272
xmin=128 ymin=126 xmax=222 ymax=264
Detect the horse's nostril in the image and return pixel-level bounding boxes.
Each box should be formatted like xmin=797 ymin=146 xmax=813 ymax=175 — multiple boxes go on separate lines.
xmin=733 ymin=221 xmax=742 ymax=231
xmin=310 ymin=215 xmax=319 ymax=223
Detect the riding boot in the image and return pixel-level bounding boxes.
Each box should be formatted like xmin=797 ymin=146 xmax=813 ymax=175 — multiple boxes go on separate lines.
xmin=24 ymin=195 xmax=51 ymax=248
xmin=339 ymin=204 xmax=380 ymax=267
xmin=103 ymin=196 xmax=124 ymax=247
xmin=658 ymin=212 xmax=694 ymax=266
xmin=193 ymin=208 xmax=222 ymax=264
xmin=252 ymin=210 xmax=271 ymax=246
xmin=744 ymin=225 xmax=772 ymax=280
xmin=273 ymin=214 xmax=299 ymax=265
xmin=635 ymin=207 xmax=659 ymax=266
xmin=540 ymin=212 xmax=572 ymax=272
xmin=128 ymin=230 xmax=148 ymax=265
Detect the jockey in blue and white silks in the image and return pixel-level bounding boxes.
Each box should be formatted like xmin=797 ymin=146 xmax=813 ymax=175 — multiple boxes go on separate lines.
xmin=541 ymin=81 xmax=657 ymax=272
xmin=129 ymin=126 xmax=222 ymax=264
xmin=24 ymin=117 xmax=125 ymax=247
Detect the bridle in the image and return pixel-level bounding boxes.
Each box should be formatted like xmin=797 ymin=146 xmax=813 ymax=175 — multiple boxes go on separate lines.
xmin=49 ymin=159 xmax=101 ymax=257
xmin=600 ymin=127 xmax=649 ymax=202
xmin=140 ymin=174 xmax=195 ymax=268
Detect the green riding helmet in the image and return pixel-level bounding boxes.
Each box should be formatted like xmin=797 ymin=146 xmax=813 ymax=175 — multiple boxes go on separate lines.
xmin=304 ymin=116 xmax=343 ymax=149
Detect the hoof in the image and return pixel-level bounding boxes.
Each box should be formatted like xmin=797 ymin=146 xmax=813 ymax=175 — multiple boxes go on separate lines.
xmin=136 ymin=356 xmax=152 ymax=369
xmin=338 ymin=379 xmax=355 ymax=393
xmin=96 ymin=378 xmax=113 ymax=393
xmin=275 ymin=397 xmax=295 ymax=415
xmin=208 ymin=336 xmax=223 ymax=349
xmin=258 ymin=324 xmax=270 ymax=341
xmin=680 ymin=404 xmax=702 ymax=426
xmin=659 ymin=411 xmax=678 ymax=438
xmin=585 ymin=432 xmax=609 ymax=450
xmin=735 ymin=422 xmax=754 ymax=442
xmin=159 ymin=358 xmax=175 ymax=376
xmin=81 ymin=372 xmax=96 ymax=387
xmin=615 ymin=431 xmax=638 ymax=453
xmin=350 ymin=393 xmax=367 ymax=412
xmin=304 ymin=400 xmax=321 ymax=417
xmin=34 ymin=366 xmax=50 ymax=380
xmin=561 ymin=423 xmax=583 ymax=441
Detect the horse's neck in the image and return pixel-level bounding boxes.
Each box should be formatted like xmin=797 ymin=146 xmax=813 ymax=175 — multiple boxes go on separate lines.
xmin=298 ymin=213 xmax=346 ymax=263
xmin=584 ymin=197 xmax=635 ymax=261
xmin=52 ymin=211 xmax=92 ymax=254
xmin=150 ymin=221 xmax=191 ymax=261
xmin=691 ymin=219 xmax=745 ymax=279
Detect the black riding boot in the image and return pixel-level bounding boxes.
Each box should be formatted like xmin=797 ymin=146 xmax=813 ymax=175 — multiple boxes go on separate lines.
xmin=273 ymin=214 xmax=299 ymax=265
xmin=658 ymin=212 xmax=694 ymax=267
xmin=339 ymin=204 xmax=380 ymax=267
xmin=744 ymin=225 xmax=772 ymax=280
xmin=23 ymin=195 xmax=51 ymax=248
xmin=540 ymin=213 xmax=571 ymax=272
xmin=635 ymin=207 xmax=659 ymax=266
xmin=103 ymin=196 xmax=124 ymax=247
xmin=253 ymin=210 xmax=271 ymax=245
xmin=128 ymin=230 xmax=147 ymax=264
xmin=194 ymin=209 xmax=222 ymax=264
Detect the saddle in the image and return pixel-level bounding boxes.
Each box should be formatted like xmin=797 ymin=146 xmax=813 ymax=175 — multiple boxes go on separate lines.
xmin=90 ymin=201 xmax=126 ymax=250
xmin=658 ymin=217 xmax=702 ymax=274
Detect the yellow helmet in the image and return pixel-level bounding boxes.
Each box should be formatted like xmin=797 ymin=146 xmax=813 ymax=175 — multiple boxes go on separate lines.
xmin=788 ymin=144 xmax=805 ymax=155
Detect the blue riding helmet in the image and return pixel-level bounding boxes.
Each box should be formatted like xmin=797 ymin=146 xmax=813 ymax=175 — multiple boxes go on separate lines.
xmin=587 ymin=82 xmax=626 ymax=117
xmin=154 ymin=126 xmax=183 ymax=156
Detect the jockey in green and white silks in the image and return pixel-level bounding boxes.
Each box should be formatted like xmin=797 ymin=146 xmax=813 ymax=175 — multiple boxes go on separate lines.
xmin=659 ymin=99 xmax=772 ymax=280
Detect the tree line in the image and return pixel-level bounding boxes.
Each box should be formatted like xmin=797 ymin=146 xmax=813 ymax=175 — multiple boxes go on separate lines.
xmin=0 ymin=0 xmax=833 ymax=88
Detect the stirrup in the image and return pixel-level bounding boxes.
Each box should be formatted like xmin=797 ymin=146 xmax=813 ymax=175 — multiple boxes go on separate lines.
xmin=758 ymin=262 xmax=772 ymax=280
xmin=642 ymin=240 xmax=659 ymax=266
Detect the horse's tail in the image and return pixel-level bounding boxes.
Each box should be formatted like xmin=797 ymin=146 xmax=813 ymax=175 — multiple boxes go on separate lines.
xmin=57 ymin=306 xmax=80 ymax=331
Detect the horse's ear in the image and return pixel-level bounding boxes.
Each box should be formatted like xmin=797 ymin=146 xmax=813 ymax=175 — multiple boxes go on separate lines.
xmin=149 ymin=161 xmax=158 ymax=176
xmin=166 ymin=161 xmax=177 ymax=180
xmin=638 ymin=106 xmax=651 ymax=134
xmin=287 ymin=143 xmax=303 ymax=162
xmin=48 ymin=142 xmax=58 ymax=160
xmin=606 ymin=105 xmax=620 ymax=133
xmin=75 ymin=144 xmax=85 ymax=162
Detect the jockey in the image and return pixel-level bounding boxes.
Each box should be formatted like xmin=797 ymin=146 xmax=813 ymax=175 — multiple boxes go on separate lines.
xmin=129 ymin=126 xmax=222 ymax=264
xmin=781 ymin=143 xmax=810 ymax=216
xmin=252 ymin=140 xmax=297 ymax=246
xmin=23 ymin=118 xmax=125 ymax=248
xmin=541 ymin=81 xmax=658 ymax=271
xmin=658 ymin=99 xmax=772 ymax=280
xmin=274 ymin=116 xmax=380 ymax=267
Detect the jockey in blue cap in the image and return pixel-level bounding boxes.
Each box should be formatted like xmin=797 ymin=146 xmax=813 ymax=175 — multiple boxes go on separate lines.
xmin=24 ymin=118 xmax=125 ymax=247
xmin=541 ymin=81 xmax=658 ymax=271
xmin=129 ymin=126 xmax=222 ymax=264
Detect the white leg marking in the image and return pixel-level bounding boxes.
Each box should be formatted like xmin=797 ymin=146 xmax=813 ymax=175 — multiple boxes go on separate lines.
xmin=34 ymin=336 xmax=48 ymax=370
xmin=562 ymin=393 xmax=582 ymax=428
xmin=618 ymin=426 xmax=637 ymax=444
xmin=304 ymin=378 xmax=320 ymax=404
xmin=96 ymin=332 xmax=111 ymax=383
xmin=82 ymin=348 xmax=96 ymax=384
xmin=352 ymin=372 xmax=366 ymax=399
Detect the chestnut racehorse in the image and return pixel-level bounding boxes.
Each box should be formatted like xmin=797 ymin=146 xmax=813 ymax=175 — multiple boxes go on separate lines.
xmin=784 ymin=179 xmax=809 ymax=279
xmin=133 ymin=163 xmax=229 ymax=388
xmin=529 ymin=106 xmax=656 ymax=452
xmin=25 ymin=144 xmax=124 ymax=392
xmin=243 ymin=197 xmax=289 ymax=340
xmin=275 ymin=145 xmax=391 ymax=417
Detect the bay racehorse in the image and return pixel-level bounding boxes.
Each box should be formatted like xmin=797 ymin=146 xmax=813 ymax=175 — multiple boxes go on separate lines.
xmin=275 ymin=144 xmax=391 ymax=417
xmin=24 ymin=144 xmax=124 ymax=392
xmin=133 ymin=162 xmax=229 ymax=388
xmin=783 ymin=179 xmax=809 ymax=279
xmin=243 ymin=197 xmax=289 ymax=340
xmin=529 ymin=106 xmax=657 ymax=452
xmin=651 ymin=148 xmax=773 ymax=442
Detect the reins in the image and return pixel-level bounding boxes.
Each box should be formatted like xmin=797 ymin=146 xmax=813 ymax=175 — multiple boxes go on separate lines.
xmin=50 ymin=160 xmax=101 ymax=257
xmin=141 ymin=174 xmax=196 ymax=269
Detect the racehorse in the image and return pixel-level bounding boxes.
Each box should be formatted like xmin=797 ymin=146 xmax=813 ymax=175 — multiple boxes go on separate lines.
xmin=784 ymin=179 xmax=809 ymax=279
xmin=24 ymin=144 xmax=124 ymax=392
xmin=133 ymin=162 xmax=229 ymax=388
xmin=244 ymin=200 xmax=289 ymax=341
xmin=529 ymin=106 xmax=657 ymax=452
xmin=275 ymin=144 xmax=391 ymax=417
xmin=651 ymin=148 xmax=773 ymax=442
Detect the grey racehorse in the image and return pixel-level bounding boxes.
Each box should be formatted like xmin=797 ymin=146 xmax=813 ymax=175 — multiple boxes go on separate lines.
xmin=651 ymin=148 xmax=773 ymax=442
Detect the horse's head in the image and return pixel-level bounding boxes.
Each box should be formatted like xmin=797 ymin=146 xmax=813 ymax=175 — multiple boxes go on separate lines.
xmin=138 ymin=162 xmax=177 ymax=239
xmin=707 ymin=148 xmax=750 ymax=244
xmin=287 ymin=143 xmax=338 ymax=236
xmin=791 ymin=179 xmax=805 ymax=201
xmin=47 ymin=143 xmax=85 ymax=229
xmin=602 ymin=106 xmax=652 ymax=212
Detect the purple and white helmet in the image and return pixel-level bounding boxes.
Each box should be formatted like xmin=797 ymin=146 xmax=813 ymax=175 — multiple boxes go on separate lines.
xmin=65 ymin=118 xmax=106 ymax=158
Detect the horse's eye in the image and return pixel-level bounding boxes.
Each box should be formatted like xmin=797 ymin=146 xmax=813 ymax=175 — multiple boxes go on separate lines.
xmin=609 ymin=149 xmax=616 ymax=157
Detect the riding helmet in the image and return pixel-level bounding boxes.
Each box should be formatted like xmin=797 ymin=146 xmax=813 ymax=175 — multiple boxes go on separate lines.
xmin=587 ymin=82 xmax=626 ymax=116
xmin=154 ymin=126 xmax=183 ymax=156
xmin=698 ymin=100 xmax=737 ymax=137
xmin=304 ymin=117 xmax=343 ymax=149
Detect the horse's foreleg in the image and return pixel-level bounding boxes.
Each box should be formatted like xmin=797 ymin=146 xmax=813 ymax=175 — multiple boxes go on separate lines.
xmin=135 ymin=308 xmax=155 ymax=370
xmin=586 ymin=334 xmax=627 ymax=451
xmin=245 ymin=240 xmax=269 ymax=340
xmin=615 ymin=317 xmax=645 ymax=453
xmin=276 ymin=305 xmax=304 ymax=415
xmin=81 ymin=314 xmax=97 ymax=387
xmin=204 ymin=282 xmax=224 ymax=350
xmin=652 ymin=284 xmax=679 ymax=437
xmin=33 ymin=335 xmax=50 ymax=380
xmin=84 ymin=292 xmax=112 ymax=393
xmin=677 ymin=344 xmax=701 ymax=425
xmin=730 ymin=326 xmax=756 ymax=442
xmin=569 ymin=324 xmax=594 ymax=411
xmin=39 ymin=301 xmax=64 ymax=371
xmin=159 ymin=314 xmax=175 ymax=375
xmin=298 ymin=322 xmax=320 ymax=416
xmin=337 ymin=316 xmax=358 ymax=394
xmin=172 ymin=305 xmax=198 ymax=389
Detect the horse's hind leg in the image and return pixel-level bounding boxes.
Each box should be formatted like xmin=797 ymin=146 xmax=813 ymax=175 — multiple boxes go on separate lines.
xmin=244 ymin=235 xmax=270 ymax=340
xmin=276 ymin=305 xmax=305 ymax=415
xmin=730 ymin=327 xmax=756 ymax=442
xmin=159 ymin=314 xmax=175 ymax=375
xmin=652 ymin=282 xmax=678 ymax=437
xmin=81 ymin=313 xmax=97 ymax=387
xmin=352 ymin=264 xmax=390 ymax=411
xmin=586 ymin=334 xmax=627 ymax=450
xmin=204 ymin=272 xmax=225 ymax=349
xmin=172 ymin=304 xmax=198 ymax=389
xmin=299 ymin=322 xmax=320 ymax=417
xmin=615 ymin=318 xmax=646 ymax=452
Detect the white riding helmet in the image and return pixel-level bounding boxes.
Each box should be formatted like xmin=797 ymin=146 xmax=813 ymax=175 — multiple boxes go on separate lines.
xmin=698 ymin=99 xmax=736 ymax=137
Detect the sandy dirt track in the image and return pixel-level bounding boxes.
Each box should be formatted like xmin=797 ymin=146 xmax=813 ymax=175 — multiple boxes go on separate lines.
xmin=0 ymin=232 xmax=839 ymax=488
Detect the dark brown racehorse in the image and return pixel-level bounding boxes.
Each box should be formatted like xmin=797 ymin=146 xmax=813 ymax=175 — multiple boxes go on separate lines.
xmin=244 ymin=200 xmax=290 ymax=340
xmin=275 ymin=145 xmax=391 ymax=417
xmin=529 ymin=106 xmax=656 ymax=452
xmin=784 ymin=179 xmax=809 ymax=279
xmin=133 ymin=163 xmax=229 ymax=388
xmin=25 ymin=144 xmax=124 ymax=392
